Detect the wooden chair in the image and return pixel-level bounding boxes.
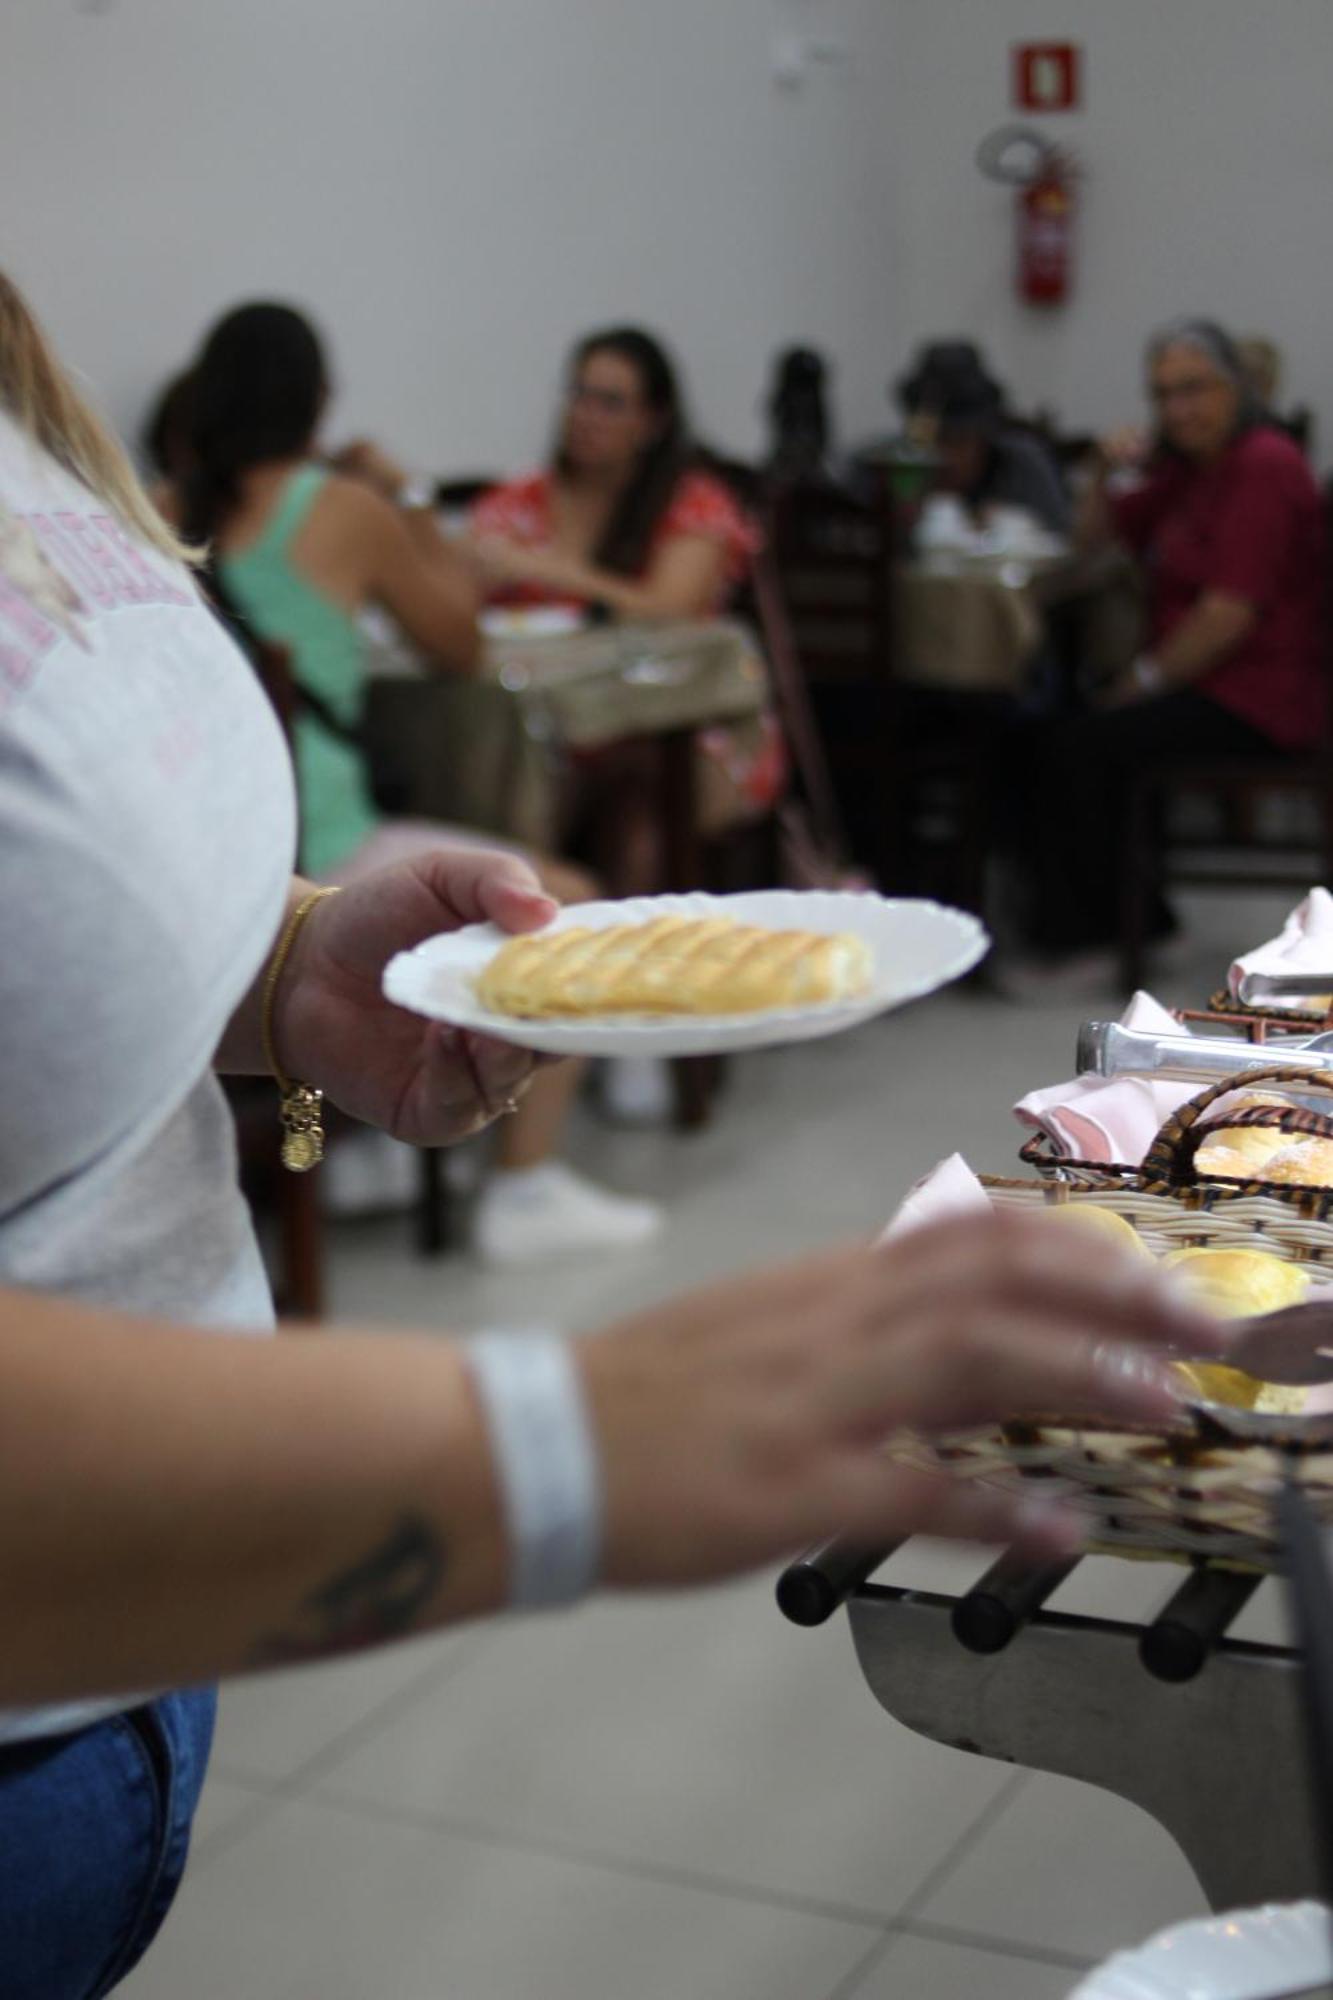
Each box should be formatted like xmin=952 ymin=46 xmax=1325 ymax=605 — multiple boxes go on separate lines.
xmin=1119 ymin=477 xmax=1333 ymax=991
xmin=222 ymin=628 xmax=458 ymax=1280
xmin=748 ymin=543 xmax=860 ymax=874
xmin=763 ymin=475 xmax=993 ymax=914
xmin=224 ymin=1075 xmax=325 ymax=1320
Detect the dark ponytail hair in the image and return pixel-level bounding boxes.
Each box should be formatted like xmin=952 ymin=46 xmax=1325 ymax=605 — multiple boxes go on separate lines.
xmin=557 ymin=326 xmax=694 ymax=576
xmin=182 ymin=302 xmax=328 ymax=547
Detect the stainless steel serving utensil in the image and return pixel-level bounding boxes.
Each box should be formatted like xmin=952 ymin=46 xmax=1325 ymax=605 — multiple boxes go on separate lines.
xmin=1225 ymin=1304 xmax=1333 ymax=1386
xmin=1078 ymin=1020 xmax=1333 ymax=1085
xmin=1239 ymin=970 xmax=1333 ymax=1005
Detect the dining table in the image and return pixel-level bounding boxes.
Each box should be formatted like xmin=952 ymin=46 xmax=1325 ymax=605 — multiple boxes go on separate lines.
xmin=894 ymin=544 xmax=1142 ymax=698
xmin=476 ymin=614 xmax=768 ymax=888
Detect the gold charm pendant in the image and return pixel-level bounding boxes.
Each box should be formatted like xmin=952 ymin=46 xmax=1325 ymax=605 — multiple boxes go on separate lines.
xmin=279 ymin=1083 xmax=326 ymax=1172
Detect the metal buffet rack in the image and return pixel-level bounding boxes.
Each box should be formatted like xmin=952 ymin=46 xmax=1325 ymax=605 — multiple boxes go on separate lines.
xmin=776 ymin=1006 xmax=1333 ymax=1915
xmin=777 ymin=1536 xmax=1317 ymax=1912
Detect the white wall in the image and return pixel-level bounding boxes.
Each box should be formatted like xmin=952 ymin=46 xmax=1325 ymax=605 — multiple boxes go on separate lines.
xmin=0 ymin=0 xmax=896 ymax=473
xmin=880 ymin=0 xmax=1333 ymax=455
xmin=4 ymin=2 xmax=1330 ymax=473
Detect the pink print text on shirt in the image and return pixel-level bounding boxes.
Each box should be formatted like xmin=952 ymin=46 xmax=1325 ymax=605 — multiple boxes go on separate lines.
xmin=0 ymin=506 xmax=193 ymax=708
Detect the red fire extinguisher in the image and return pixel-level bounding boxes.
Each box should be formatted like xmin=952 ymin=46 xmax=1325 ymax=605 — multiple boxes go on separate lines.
xmin=978 ymin=128 xmax=1080 ymax=308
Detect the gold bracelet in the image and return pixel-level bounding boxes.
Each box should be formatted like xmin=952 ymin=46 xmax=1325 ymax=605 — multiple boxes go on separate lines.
xmin=260 ymin=886 xmax=341 ymax=1173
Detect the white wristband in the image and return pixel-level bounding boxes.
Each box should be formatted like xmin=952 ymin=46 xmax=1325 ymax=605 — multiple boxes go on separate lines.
xmin=1132 ymin=653 xmax=1166 ymax=695
xmin=464 ymin=1333 xmax=603 ymax=1609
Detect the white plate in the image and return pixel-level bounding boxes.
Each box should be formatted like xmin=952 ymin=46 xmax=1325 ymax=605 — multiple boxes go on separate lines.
xmin=479 ymin=606 xmax=585 ymax=640
xmin=1070 ymin=1901 xmax=1332 ymax=1999
xmin=381 ymin=891 xmax=988 ymax=1058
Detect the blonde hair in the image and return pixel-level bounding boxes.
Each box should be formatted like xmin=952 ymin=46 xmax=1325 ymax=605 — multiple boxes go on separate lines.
xmin=0 ymin=270 xmax=198 ymax=565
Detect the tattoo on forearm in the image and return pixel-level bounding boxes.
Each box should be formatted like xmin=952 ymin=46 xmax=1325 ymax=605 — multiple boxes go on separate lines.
xmin=252 ymin=1516 xmax=446 ymax=1667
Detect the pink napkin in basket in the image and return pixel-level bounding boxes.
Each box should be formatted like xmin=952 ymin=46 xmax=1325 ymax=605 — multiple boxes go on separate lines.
xmin=1013 ymin=991 xmax=1195 ymax=1167
xmin=879 ymin=1153 xmax=992 ymax=1242
xmin=1229 ymin=886 xmax=1333 ymax=1000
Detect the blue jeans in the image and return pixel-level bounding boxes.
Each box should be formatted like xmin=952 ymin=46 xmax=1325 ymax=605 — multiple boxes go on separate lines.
xmin=0 ymin=1686 xmax=217 ymax=1999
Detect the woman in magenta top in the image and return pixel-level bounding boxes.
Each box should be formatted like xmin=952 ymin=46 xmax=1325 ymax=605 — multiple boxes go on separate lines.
xmin=1017 ymin=317 xmax=1325 ymax=969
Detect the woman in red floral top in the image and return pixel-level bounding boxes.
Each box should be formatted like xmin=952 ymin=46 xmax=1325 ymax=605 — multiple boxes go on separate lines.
xmin=468 ymin=326 xmax=759 ymax=618
xmin=467 ymin=328 xmax=783 ymax=902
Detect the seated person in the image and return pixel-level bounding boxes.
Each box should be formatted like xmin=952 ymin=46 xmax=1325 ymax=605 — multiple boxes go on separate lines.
xmin=764 ymin=345 xmax=836 ymax=482
xmin=894 ymin=341 xmax=1071 ymax=549
xmin=466 ymin=325 xmax=758 ymax=618
xmin=1237 ymin=334 xmax=1313 ymax=456
xmin=163 ymin=302 xmax=661 ymax=1261
xmin=142 ymin=367 xmax=198 ymax=501
xmin=1237 ymin=335 xmax=1281 ymax=416
xmin=466 ymin=327 xmax=782 ymax=899
xmin=1013 ymin=316 xmax=1325 ymax=972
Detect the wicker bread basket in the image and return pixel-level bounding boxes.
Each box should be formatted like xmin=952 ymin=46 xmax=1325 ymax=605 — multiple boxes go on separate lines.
xmin=899 ymin=1165 xmax=1333 ymax=1572
xmin=1022 ymin=1064 xmax=1333 ymax=1220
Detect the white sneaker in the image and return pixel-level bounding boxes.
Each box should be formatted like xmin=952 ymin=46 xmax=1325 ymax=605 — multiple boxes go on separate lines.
xmin=472 ymin=1162 xmax=665 ymax=1266
xmin=599 ymin=1056 xmax=674 ymax=1127
xmin=322 ymin=1129 xmax=421 ymax=1217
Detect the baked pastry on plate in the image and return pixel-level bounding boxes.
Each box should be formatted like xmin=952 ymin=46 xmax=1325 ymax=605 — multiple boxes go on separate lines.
xmin=475 ymin=914 xmax=873 ymax=1019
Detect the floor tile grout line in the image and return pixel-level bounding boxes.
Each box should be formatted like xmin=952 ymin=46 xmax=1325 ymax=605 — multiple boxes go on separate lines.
xmin=817 ymin=1927 xmax=899 ymax=2000
xmin=189 ymin=1788 xmax=288 ymax=1874
xmin=207 ymin=1766 xmax=292 ymax=1797
xmin=190 ymin=1776 xmax=1101 ymax=1988
xmin=815 ymin=1916 xmax=1094 ymax=2000
xmin=309 ymin=1783 xmax=905 ymax=1932
xmin=196 ymin=1771 xmax=1099 ymax=1982
xmin=215 ymin=1630 xmax=497 ymax=1798
xmin=896 ymin=1917 xmax=1093 ymax=1974
xmin=893 ymin=1768 xmax=1030 ymax=1923
xmin=305 ymin=1774 xmax=1092 ymax=1971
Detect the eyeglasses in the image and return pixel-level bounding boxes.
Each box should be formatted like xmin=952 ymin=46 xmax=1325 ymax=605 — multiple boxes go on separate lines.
xmin=1150 ymin=376 xmax=1226 ymax=408
xmin=568 ymin=383 xmax=637 ymax=416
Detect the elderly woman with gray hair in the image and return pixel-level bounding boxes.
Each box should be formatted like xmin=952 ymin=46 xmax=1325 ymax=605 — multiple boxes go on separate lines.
xmin=1011 ymin=317 xmax=1324 ymax=978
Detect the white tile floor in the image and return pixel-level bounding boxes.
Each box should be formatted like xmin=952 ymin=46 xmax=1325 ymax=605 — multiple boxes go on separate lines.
xmin=123 ymin=887 xmax=1300 ymax=1999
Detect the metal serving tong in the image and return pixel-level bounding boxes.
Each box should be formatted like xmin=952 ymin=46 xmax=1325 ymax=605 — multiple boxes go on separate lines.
xmin=1078 ymin=1020 xmax=1333 ymax=1085
xmin=1239 ymin=971 xmax=1333 ymax=1006
xmin=1226 ymin=1303 xmax=1333 ymax=1386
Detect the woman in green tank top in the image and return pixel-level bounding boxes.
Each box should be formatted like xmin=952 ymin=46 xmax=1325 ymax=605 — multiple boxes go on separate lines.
xmin=220 ymin=464 xmax=380 ymax=877
xmin=170 ymin=302 xmax=663 ymax=1265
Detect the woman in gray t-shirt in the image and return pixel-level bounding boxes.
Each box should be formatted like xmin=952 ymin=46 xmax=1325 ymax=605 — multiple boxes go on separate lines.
xmin=0 ymin=269 xmax=1216 ymax=1997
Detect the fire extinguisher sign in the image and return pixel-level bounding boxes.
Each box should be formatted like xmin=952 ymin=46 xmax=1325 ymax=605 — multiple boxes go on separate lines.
xmin=1013 ymin=43 xmax=1081 ymax=112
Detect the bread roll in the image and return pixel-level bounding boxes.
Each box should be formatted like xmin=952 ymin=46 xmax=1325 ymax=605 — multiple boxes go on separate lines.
xmin=1258 ymin=1138 xmax=1333 ymax=1189
xmin=1173 ymin=1361 xmax=1305 ymax=1415
xmin=1040 ymin=1204 xmax=1152 ymax=1259
xmin=1161 ymin=1246 xmax=1309 ymax=1317
xmin=1195 ymin=1127 xmax=1291 ymax=1175
xmin=1191 ymin=1144 xmax=1263 ymax=1181
xmin=475 ymin=914 xmax=874 ymax=1018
